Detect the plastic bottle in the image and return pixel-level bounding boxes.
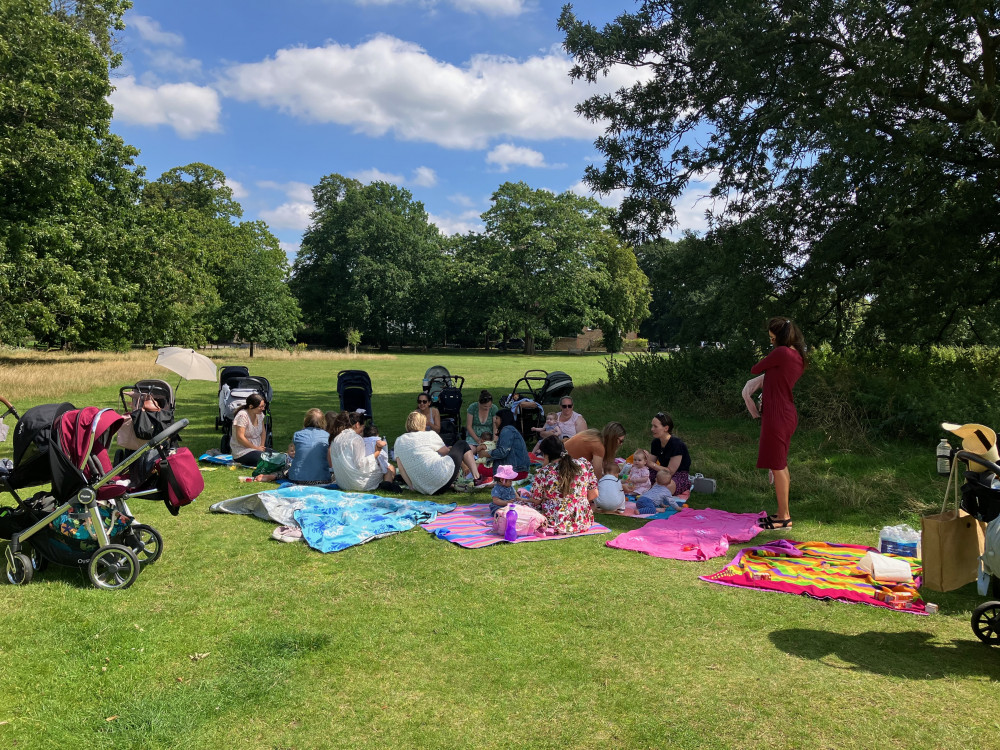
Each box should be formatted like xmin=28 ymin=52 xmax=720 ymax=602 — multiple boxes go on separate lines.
xmin=878 ymin=524 xmax=921 ymax=558
xmin=936 ymin=438 xmax=952 ymax=476
xmin=504 ymin=505 xmax=518 ymax=542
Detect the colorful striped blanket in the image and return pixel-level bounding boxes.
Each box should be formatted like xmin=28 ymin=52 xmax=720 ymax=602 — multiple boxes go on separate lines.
xmin=699 ymin=539 xmax=927 ymax=614
xmin=420 ymin=503 xmax=611 ymax=548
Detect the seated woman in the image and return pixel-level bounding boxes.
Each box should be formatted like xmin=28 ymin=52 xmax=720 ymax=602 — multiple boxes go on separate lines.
xmin=525 ymin=435 xmax=597 ymax=534
xmin=328 ymin=412 xmax=395 ymax=491
xmin=415 ymin=393 xmax=441 ymax=433
xmin=254 ymin=408 xmax=332 ymax=483
xmin=486 ymin=408 xmax=531 ymax=479
xmin=648 ymin=412 xmax=692 ymax=495
xmin=465 ymin=390 xmax=498 ymax=447
xmin=556 ymin=397 xmax=587 ymax=438
xmin=562 ymin=422 xmax=626 ymax=479
xmin=231 ymin=393 xmax=269 ymax=468
xmin=393 ymin=411 xmax=490 ymax=494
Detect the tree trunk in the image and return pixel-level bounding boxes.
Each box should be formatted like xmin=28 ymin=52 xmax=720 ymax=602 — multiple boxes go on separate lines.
xmin=525 ymin=332 xmax=535 ymax=355
xmin=250 ymin=341 xmax=255 ymax=357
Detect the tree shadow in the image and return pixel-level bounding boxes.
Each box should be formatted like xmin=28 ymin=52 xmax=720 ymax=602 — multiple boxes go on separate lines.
xmin=769 ymin=628 xmax=1000 ymax=681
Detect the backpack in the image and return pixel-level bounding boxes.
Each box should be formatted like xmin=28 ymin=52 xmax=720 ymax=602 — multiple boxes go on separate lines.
xmin=492 ymin=503 xmax=546 ymax=538
xmin=156 ymin=448 xmax=204 ymax=516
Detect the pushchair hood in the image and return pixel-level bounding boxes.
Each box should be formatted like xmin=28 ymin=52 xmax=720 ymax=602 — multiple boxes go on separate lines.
xmin=7 ymin=402 xmax=75 ymax=490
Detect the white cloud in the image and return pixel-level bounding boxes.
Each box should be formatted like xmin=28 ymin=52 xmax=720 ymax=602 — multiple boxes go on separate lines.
xmin=129 ymin=15 xmax=184 ymax=47
xmin=146 ymin=49 xmax=203 ymax=76
xmin=449 ymin=193 xmax=476 ymax=207
xmin=353 ymin=0 xmax=527 ymax=17
xmin=569 ymin=179 xmax=626 ymax=209
xmin=257 ymin=180 xmax=313 ymax=203
xmin=258 ymin=181 xmax=315 ymax=231
xmin=428 ymin=210 xmax=483 ymax=236
xmin=351 ymin=167 xmax=406 ymax=185
xmin=411 ymin=166 xmax=437 ymax=187
xmin=218 ymin=36 xmax=646 ymax=149
xmin=279 ymin=241 xmax=301 ymax=261
xmin=109 ymin=76 xmax=221 ymax=138
xmin=486 ymin=143 xmax=548 ymax=172
xmin=227 ymin=179 xmax=248 ymax=199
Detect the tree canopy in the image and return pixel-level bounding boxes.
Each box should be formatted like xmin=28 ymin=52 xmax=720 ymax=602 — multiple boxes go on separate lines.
xmin=561 ymin=0 xmax=1000 ymax=346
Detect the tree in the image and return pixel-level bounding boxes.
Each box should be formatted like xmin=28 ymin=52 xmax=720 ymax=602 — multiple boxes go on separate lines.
xmin=291 ymin=175 xmax=443 ymax=350
xmin=561 ymin=1 xmax=1000 ymax=347
xmin=0 ymin=0 xmax=144 ymax=348
xmin=591 ymin=236 xmax=651 ymax=353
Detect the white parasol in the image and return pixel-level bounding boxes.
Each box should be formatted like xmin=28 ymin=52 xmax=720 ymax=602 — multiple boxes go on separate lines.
xmin=155 ymin=347 xmax=217 ymax=393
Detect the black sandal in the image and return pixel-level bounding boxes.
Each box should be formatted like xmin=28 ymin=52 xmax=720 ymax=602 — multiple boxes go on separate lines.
xmin=758 ymin=515 xmax=793 ymax=529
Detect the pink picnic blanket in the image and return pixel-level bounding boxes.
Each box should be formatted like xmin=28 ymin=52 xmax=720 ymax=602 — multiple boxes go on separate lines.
xmin=606 ymin=508 xmax=767 ymax=561
xmin=420 ymin=504 xmax=611 ymax=549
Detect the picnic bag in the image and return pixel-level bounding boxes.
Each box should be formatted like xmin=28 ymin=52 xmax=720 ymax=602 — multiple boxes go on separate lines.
xmin=252 ymin=451 xmax=288 ymax=478
xmin=922 ymin=460 xmax=986 ymax=591
xmin=156 ymin=448 xmax=204 ymax=516
xmin=492 ymin=504 xmax=545 ymax=538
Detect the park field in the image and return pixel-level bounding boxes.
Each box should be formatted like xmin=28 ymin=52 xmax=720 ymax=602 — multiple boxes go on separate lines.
xmin=0 ymin=349 xmax=997 ymax=749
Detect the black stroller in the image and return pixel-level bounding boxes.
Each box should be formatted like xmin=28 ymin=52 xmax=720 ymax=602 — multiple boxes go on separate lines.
xmin=956 ymin=448 xmax=1000 ymax=644
xmin=218 ymin=374 xmax=273 ymax=453
xmin=115 ymin=379 xmax=177 ymax=485
xmin=423 ymin=365 xmax=465 ymax=446
xmin=215 ymin=366 xmax=250 ymax=430
xmin=338 ymin=370 xmax=373 ymax=421
xmin=0 ymin=402 xmax=193 ymax=590
xmin=500 ymin=369 xmax=575 ymax=443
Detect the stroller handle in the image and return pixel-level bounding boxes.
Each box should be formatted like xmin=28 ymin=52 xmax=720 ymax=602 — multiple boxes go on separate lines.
xmin=955 ymin=450 xmax=1000 ymax=476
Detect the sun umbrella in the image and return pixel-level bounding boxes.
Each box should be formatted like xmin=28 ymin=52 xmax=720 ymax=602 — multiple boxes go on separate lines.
xmin=155 ymin=347 xmax=217 ymax=394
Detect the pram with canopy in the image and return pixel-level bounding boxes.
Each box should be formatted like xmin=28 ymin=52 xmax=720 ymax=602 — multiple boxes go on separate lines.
xmin=954 ymin=447 xmax=1000 ymax=644
xmin=218 ymin=375 xmax=273 ymax=453
xmin=422 ymin=365 xmax=465 ymax=446
xmin=115 ymin=379 xmax=177 ymax=484
xmin=338 ymin=370 xmax=373 ymax=421
xmin=0 ymin=402 xmax=199 ymax=589
xmin=215 ymin=366 xmax=250 ymax=430
xmin=499 ymin=369 xmax=575 ymax=443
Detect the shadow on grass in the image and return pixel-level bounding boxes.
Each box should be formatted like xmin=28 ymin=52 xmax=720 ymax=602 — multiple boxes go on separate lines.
xmin=769 ymin=628 xmax=1000 ymax=680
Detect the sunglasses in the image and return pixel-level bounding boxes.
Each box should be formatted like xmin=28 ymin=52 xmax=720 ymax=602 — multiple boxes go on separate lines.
xmin=417 ymin=399 xmax=429 ymax=405
xmin=560 ymin=404 xmax=573 ymax=409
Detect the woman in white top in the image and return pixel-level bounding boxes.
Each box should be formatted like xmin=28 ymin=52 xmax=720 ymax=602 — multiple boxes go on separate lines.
xmin=393 ymin=411 xmax=490 ymax=494
xmin=231 ymin=393 xmax=269 ymax=467
xmin=556 ymin=397 xmax=587 ymax=439
xmin=328 ymin=412 xmax=395 ymax=491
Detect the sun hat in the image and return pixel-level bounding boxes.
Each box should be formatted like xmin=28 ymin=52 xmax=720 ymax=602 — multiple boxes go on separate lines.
xmin=494 ymin=464 xmax=518 ymax=480
xmin=941 ymin=422 xmax=1000 ymax=472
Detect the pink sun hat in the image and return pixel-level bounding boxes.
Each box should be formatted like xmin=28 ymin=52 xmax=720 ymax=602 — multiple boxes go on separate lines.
xmin=494 ymin=465 xmax=518 ymax=480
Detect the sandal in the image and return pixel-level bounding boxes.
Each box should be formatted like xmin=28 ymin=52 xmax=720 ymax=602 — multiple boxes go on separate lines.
xmin=758 ymin=515 xmax=793 ymax=529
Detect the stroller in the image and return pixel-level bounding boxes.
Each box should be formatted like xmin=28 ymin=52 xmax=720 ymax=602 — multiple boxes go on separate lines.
xmin=215 ymin=366 xmax=250 ymax=430
xmin=956 ymin=447 xmax=1000 ymax=644
xmin=500 ymin=370 xmax=575 ymax=443
xmin=422 ymin=366 xmax=465 ymax=446
xmin=338 ymin=370 xmax=373 ymax=421
xmin=218 ymin=374 xmax=273 ymax=453
xmin=115 ymin=379 xmax=177 ymax=485
xmin=0 ymin=402 xmax=199 ymax=590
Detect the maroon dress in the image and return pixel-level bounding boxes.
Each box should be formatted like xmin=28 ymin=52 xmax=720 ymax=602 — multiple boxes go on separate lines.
xmin=750 ymin=346 xmax=804 ymax=470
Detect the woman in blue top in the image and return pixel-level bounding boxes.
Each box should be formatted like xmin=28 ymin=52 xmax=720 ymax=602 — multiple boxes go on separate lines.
xmin=489 ymin=408 xmax=530 ymax=479
xmin=254 ymin=408 xmax=331 ymax=484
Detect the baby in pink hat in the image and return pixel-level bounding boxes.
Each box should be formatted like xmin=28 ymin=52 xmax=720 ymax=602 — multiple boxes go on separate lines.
xmin=489 ymin=464 xmax=520 ymax=514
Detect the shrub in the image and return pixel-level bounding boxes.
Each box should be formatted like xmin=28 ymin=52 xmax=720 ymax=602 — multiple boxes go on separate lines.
xmin=623 ymin=337 xmax=648 ymax=351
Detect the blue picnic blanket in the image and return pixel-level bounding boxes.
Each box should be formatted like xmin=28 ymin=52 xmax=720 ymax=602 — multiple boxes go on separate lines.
xmin=261 ymin=486 xmax=455 ymax=553
xmin=200 ymin=452 xmax=237 ymax=465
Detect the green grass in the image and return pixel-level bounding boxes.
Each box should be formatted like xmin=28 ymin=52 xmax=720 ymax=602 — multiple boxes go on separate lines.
xmin=1 ymin=351 xmax=999 ymax=749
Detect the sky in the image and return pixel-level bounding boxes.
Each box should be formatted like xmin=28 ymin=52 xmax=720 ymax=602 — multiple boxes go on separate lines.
xmin=109 ymin=0 xmax=711 ymax=261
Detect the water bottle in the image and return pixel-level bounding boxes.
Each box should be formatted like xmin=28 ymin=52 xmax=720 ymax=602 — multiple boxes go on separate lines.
xmin=504 ymin=505 xmax=518 ymax=542
xmin=936 ymin=438 xmax=952 ymax=476
xmin=879 ymin=524 xmax=921 ymax=558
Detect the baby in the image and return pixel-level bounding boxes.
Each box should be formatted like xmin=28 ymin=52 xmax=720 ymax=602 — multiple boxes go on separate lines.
xmin=531 ymin=411 xmax=560 ymax=441
xmin=362 ymin=422 xmax=390 ymax=475
xmin=489 ymin=465 xmax=519 ymax=515
xmin=636 ymin=469 xmax=683 ymax=513
xmin=624 ymin=449 xmax=653 ymax=497
xmin=476 ymin=431 xmax=497 ymax=464
xmin=595 ymin=460 xmax=627 ymax=513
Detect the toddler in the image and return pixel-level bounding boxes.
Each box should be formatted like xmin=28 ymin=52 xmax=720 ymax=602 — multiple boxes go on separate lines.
xmin=363 ymin=422 xmax=390 ymax=475
xmin=476 ymin=431 xmax=497 ymax=463
xmin=595 ymin=460 xmax=627 ymax=513
xmin=636 ymin=469 xmax=683 ymax=514
xmin=531 ymin=411 xmax=560 ymax=442
xmin=624 ymin=449 xmax=653 ymax=497
xmin=488 ymin=464 xmax=519 ymax=515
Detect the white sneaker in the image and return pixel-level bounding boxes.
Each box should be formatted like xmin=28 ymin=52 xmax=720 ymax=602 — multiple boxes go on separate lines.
xmin=271 ymin=525 xmax=303 ymax=543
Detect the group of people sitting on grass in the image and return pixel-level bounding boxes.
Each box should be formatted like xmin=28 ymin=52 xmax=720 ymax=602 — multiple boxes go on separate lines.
xmin=232 ymin=387 xmax=695 ymax=533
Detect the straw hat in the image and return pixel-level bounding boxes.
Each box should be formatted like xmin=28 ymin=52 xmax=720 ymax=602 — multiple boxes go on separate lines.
xmin=941 ymin=422 xmax=1000 ymax=472
xmin=494 ymin=464 xmax=518 ymax=480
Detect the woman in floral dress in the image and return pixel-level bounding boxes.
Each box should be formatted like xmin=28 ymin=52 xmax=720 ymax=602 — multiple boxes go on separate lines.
xmin=527 ymin=436 xmax=598 ymax=534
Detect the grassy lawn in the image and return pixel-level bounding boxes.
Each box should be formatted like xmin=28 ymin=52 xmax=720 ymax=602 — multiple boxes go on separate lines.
xmin=1 ymin=349 xmax=998 ymax=749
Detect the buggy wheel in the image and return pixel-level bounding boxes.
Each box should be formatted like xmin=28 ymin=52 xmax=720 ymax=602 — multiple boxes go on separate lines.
xmin=88 ymin=544 xmax=140 ymax=591
xmin=5 ymin=552 xmax=33 ymax=585
xmin=125 ymin=524 xmax=163 ymax=566
xmin=972 ymin=602 xmax=1000 ymax=645
xmin=26 ymin=544 xmax=48 ymax=573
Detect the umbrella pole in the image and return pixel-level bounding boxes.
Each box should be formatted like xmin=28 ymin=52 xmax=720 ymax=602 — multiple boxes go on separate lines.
xmin=175 ymin=377 xmax=184 ymax=396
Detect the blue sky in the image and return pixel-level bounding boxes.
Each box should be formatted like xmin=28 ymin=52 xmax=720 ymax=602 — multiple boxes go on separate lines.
xmin=109 ymin=0 xmax=710 ymax=259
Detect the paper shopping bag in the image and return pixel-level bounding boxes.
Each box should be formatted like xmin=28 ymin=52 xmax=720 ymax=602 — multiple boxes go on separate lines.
xmin=921 ymin=509 xmax=984 ymax=591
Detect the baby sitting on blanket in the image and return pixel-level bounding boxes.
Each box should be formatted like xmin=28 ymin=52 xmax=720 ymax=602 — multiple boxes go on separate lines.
xmin=635 ymin=470 xmax=684 ymax=515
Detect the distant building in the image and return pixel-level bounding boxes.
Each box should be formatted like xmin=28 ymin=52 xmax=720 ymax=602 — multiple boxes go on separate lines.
xmin=551 ymin=329 xmax=637 ymax=352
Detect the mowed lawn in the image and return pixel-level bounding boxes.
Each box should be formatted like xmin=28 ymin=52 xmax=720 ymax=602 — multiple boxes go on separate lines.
xmin=0 ymin=349 xmax=998 ymax=749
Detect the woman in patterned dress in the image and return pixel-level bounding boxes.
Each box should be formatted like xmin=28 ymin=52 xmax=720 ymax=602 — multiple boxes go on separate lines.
xmin=526 ymin=435 xmax=598 ymax=534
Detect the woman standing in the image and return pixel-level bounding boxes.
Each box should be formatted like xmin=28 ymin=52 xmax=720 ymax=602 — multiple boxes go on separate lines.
xmin=526 ymin=436 xmax=597 ymax=534
xmin=751 ymin=317 xmax=806 ymax=529
xmin=465 ymin=390 xmax=498 ymax=447
xmin=563 ymin=422 xmax=626 ymax=479
xmin=648 ymin=412 xmax=692 ymax=495
xmin=488 ymin=408 xmax=531 ymax=478
xmin=231 ymin=393 xmax=269 ymax=467
xmin=415 ymin=393 xmax=441 ymax=433
xmin=328 ymin=412 xmax=395 ymax=491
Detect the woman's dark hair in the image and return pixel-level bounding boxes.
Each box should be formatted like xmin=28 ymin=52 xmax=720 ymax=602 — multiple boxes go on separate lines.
xmin=653 ymin=412 xmax=674 ymax=434
xmin=362 ymin=422 xmax=378 ymax=438
xmin=347 ymin=412 xmax=365 ymax=428
xmin=495 ymin=408 xmax=516 ymax=433
xmin=327 ymin=411 xmax=351 ymax=442
xmin=767 ymin=317 xmax=807 ymax=365
xmin=478 ymin=390 xmax=493 ymax=404
xmin=537 ymin=435 xmax=580 ymax=496
xmin=234 ymin=393 xmax=265 ymax=418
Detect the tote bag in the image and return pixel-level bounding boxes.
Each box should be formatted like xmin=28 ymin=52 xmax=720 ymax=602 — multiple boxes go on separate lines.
xmin=922 ymin=460 xmax=986 ymax=592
